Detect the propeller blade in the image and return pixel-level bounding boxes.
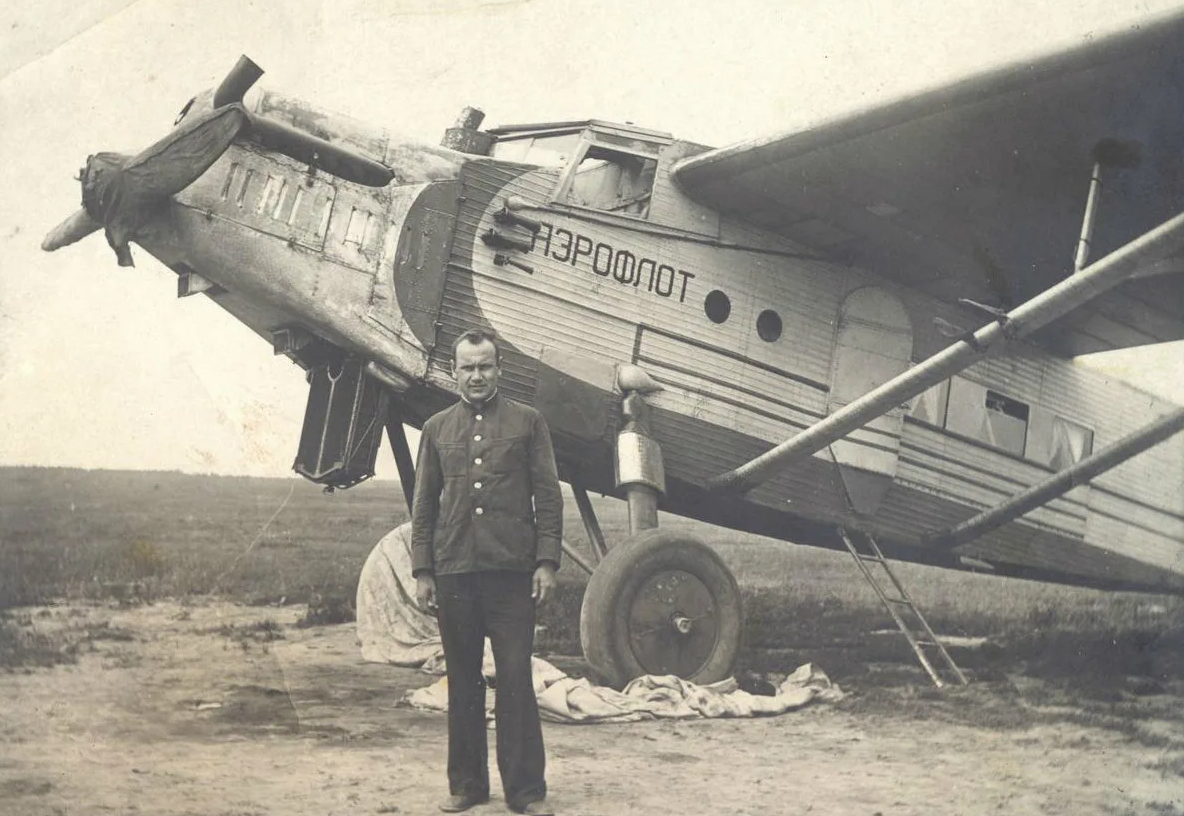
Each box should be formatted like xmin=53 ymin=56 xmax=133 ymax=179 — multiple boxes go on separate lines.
xmin=110 ymin=103 xmax=249 ymax=205
xmin=41 ymin=208 xmax=101 ymax=252
xmin=79 ymin=104 xmax=249 ymax=266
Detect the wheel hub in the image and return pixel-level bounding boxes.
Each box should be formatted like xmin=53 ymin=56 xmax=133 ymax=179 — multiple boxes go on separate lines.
xmin=626 ymin=569 xmax=719 ymax=677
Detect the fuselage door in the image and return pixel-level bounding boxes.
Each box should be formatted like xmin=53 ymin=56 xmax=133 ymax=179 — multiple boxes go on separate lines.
xmin=827 ymin=286 xmax=914 ymax=515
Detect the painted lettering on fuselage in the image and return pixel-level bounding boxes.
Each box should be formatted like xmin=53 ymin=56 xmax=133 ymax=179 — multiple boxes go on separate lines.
xmin=531 ymin=220 xmax=695 ymax=303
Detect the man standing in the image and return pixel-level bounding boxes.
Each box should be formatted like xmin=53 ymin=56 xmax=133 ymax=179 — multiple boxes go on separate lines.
xmin=412 ymin=328 xmax=562 ymax=816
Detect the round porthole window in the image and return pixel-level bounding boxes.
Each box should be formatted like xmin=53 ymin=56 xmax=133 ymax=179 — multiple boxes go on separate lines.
xmin=757 ymin=309 xmax=782 ymax=342
xmin=704 ymin=290 xmax=731 ymax=324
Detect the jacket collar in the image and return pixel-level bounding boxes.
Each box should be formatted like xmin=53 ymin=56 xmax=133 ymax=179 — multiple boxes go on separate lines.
xmin=459 ymin=389 xmax=499 ymax=414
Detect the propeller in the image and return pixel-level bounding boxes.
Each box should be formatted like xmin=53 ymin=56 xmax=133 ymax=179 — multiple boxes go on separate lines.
xmin=41 ymin=208 xmax=101 ymax=252
xmin=80 ymin=105 xmax=249 ymax=265
xmin=42 ymin=55 xmax=394 ymax=266
xmin=42 ymin=58 xmax=261 ymax=266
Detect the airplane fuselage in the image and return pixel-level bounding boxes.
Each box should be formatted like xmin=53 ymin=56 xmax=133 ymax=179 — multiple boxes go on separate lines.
xmin=135 ymin=87 xmax=1184 ymax=594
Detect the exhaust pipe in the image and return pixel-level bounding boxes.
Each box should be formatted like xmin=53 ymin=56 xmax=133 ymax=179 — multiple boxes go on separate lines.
xmin=213 ymin=55 xmax=264 ymax=108
xmin=214 ymin=55 xmax=393 ymax=187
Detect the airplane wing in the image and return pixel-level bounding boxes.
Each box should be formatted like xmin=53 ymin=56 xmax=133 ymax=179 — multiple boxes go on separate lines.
xmin=673 ymin=10 xmax=1184 ymax=357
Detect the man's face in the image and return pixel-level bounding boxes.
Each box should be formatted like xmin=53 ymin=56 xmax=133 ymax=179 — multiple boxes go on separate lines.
xmin=453 ymin=339 xmax=500 ymax=403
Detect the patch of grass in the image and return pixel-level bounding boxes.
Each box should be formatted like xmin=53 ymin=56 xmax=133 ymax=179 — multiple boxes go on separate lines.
xmin=297 ymin=593 xmax=355 ymax=628
xmin=0 ymin=467 xmax=402 ymax=609
xmin=1145 ymin=803 xmax=1184 ymax=816
xmin=1150 ymin=753 xmax=1184 ymax=779
xmin=0 ymin=611 xmax=79 ymax=670
xmin=4 ymin=466 xmax=1184 ymax=702
xmin=0 ymin=609 xmax=143 ymax=670
xmin=205 ymin=619 xmax=287 ymax=644
xmin=84 ymin=621 xmax=136 ymax=642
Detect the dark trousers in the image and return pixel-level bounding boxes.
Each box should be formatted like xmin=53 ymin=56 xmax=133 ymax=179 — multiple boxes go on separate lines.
xmin=435 ymin=571 xmax=546 ymax=808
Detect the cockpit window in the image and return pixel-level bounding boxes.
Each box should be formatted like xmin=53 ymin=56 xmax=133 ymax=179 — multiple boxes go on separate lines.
xmin=564 ymin=146 xmax=657 ymax=218
xmin=489 ymin=132 xmax=583 ymax=168
xmin=492 ymin=126 xmax=663 ymax=220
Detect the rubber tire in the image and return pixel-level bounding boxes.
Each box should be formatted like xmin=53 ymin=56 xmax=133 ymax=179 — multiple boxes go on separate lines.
xmin=579 ymin=528 xmax=743 ymax=689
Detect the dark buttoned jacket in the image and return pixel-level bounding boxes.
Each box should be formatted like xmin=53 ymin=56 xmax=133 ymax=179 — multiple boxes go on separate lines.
xmin=411 ymin=393 xmax=563 ymax=577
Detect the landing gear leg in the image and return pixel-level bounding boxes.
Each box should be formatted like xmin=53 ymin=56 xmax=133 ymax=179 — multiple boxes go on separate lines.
xmin=384 ymin=407 xmax=416 ymax=514
xmin=577 ymin=376 xmax=743 ymax=688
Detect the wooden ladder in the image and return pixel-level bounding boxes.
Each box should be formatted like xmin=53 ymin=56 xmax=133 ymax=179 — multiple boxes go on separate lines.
xmin=838 ymin=527 xmax=968 ymax=688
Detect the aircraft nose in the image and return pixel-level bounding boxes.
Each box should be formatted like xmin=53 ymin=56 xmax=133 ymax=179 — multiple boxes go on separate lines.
xmin=41 ymin=58 xmax=261 ymax=266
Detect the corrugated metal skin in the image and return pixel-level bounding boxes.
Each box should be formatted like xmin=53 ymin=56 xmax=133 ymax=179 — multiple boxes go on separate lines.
xmin=638 ymin=328 xmax=829 ymax=419
xmin=649 ymin=140 xmax=721 ymax=236
xmin=430 ymin=151 xmax=1182 ymax=587
xmin=650 ymin=404 xmax=851 ymax=523
xmin=896 ymin=426 xmax=1088 ymax=531
xmin=1086 ymin=492 xmax=1184 ymax=572
xmin=956 ymin=348 xmax=1184 ymax=514
xmin=962 ymin=524 xmax=1180 ymax=589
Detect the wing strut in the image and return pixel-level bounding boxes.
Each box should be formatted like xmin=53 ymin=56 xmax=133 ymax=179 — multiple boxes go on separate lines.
xmin=926 ymin=405 xmax=1184 ymax=551
xmin=706 ymin=209 xmax=1184 ymax=494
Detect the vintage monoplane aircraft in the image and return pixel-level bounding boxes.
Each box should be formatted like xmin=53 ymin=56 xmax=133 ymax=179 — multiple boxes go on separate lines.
xmin=42 ymin=12 xmax=1184 ymax=688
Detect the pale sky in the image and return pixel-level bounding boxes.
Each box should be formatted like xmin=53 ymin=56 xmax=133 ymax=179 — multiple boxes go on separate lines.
xmin=1 ymin=0 xmax=1182 ymax=477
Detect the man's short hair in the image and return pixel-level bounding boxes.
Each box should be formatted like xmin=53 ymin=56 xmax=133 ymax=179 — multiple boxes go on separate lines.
xmin=451 ymin=328 xmax=502 ymax=365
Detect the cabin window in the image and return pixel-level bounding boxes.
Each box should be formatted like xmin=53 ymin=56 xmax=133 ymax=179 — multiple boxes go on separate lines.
xmin=945 ymin=377 xmax=1028 ymax=456
xmin=916 ymin=376 xmax=1094 ymax=466
xmin=563 ymin=146 xmax=657 ymax=218
xmin=756 ymin=309 xmax=782 ymax=342
xmin=489 ymin=132 xmax=584 ymax=168
xmin=909 ymin=380 xmax=950 ymax=427
xmin=704 ymin=290 xmax=731 ymax=324
xmin=984 ymin=390 xmax=1029 ymax=455
xmin=1025 ymin=406 xmax=1094 ymax=468
xmin=1047 ymin=416 xmax=1094 ymax=468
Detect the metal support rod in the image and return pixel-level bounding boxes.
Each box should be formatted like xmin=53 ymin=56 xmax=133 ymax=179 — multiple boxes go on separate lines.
xmin=384 ymin=414 xmax=416 ymax=513
xmin=929 ymin=406 xmax=1184 ymax=550
xmin=706 ymin=209 xmax=1184 ymax=494
xmin=560 ymin=540 xmax=596 ymax=576
xmin=1074 ymin=161 xmax=1103 ymax=272
xmin=572 ymin=484 xmax=608 ymax=561
xmin=627 ymin=485 xmax=661 ymax=535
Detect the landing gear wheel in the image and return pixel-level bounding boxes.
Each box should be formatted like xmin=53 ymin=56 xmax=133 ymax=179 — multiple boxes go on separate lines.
xmin=579 ymin=529 xmax=743 ymax=689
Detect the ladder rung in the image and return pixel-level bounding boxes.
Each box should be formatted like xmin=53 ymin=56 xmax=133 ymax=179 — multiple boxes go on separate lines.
xmin=840 ymin=525 xmax=968 ymax=687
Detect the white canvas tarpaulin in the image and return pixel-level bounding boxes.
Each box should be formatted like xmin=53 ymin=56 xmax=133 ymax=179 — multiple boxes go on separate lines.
xmin=356 ymin=524 xmax=445 ymax=668
xmin=404 ymin=660 xmax=842 ymax=723
xmin=355 ymin=524 xmax=843 ymax=724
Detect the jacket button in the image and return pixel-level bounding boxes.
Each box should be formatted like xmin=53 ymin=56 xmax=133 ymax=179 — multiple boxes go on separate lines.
xmin=474 ymin=434 xmax=482 ymax=441
xmin=475 ymin=414 xmax=483 ymax=421
xmin=475 ymin=507 xmax=484 ymax=515
xmin=474 ymin=457 xmax=482 ymax=465
xmin=474 ymin=481 xmax=483 ymax=489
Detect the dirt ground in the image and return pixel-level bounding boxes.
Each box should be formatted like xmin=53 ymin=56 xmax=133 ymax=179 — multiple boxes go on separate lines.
xmin=2 ymin=600 xmax=1183 ymax=816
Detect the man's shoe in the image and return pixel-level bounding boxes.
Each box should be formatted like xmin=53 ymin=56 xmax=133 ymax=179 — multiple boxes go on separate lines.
xmin=510 ymin=800 xmax=555 ymax=816
xmin=439 ymin=793 xmax=489 ymax=813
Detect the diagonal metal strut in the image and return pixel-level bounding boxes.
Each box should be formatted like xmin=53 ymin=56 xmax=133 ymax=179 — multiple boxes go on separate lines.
xmin=706 ymin=210 xmax=1184 ymax=494
xmin=926 ymin=405 xmax=1184 ymax=550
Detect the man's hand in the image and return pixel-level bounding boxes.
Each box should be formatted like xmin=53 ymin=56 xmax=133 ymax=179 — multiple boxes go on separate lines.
xmin=531 ymin=563 xmax=557 ymax=607
xmin=416 ymin=574 xmax=437 ymax=614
